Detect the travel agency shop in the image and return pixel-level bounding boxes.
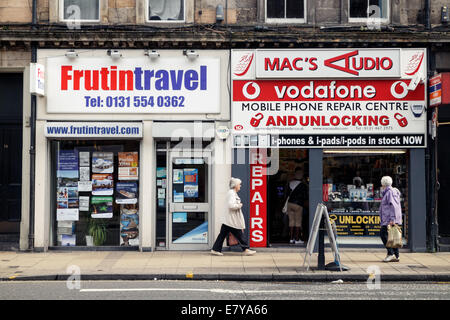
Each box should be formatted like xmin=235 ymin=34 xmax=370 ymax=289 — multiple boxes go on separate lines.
xmin=32 ymin=49 xmax=233 ymax=252
xmin=231 ymin=48 xmax=428 ymax=252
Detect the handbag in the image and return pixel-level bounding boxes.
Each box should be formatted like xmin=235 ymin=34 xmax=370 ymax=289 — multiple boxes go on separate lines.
xmin=386 ymin=224 xmax=403 ymax=248
xmin=227 ymin=233 xmax=239 ymax=246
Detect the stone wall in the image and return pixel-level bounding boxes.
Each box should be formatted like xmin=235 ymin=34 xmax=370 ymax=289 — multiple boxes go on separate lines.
xmin=1 ymin=0 xmax=449 ymax=26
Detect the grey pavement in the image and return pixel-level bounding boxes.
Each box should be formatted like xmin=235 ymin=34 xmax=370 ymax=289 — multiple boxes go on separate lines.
xmin=0 ymin=248 xmax=449 ymax=282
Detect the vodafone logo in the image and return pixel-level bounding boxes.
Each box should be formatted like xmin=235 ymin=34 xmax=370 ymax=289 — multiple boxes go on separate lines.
xmin=390 ymin=81 xmax=409 ymax=99
xmin=242 ymin=82 xmax=261 ymax=99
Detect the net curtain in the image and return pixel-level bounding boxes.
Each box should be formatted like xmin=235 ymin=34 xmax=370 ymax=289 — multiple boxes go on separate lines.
xmin=148 ymin=0 xmax=183 ymax=20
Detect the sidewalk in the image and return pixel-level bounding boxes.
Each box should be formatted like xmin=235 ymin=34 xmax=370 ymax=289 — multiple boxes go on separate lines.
xmin=1 ymin=248 xmax=449 ymax=282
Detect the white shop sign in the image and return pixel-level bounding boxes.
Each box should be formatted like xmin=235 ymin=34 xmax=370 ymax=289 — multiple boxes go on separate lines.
xmin=46 ymin=57 xmax=221 ymax=114
xmin=231 ymin=49 xmax=427 ymax=148
xmin=30 ymin=63 xmax=45 ymax=96
xmin=45 ymin=122 xmax=143 ymax=138
xmin=232 ymin=79 xmax=427 ymax=136
xmin=232 ymin=49 xmax=426 ymax=80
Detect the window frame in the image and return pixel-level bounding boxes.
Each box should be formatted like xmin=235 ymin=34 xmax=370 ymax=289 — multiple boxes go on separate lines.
xmin=59 ymin=0 xmax=101 ymax=23
xmin=348 ymin=0 xmax=390 ymax=24
xmin=265 ymin=0 xmax=307 ymax=24
xmin=145 ymin=0 xmax=186 ymax=24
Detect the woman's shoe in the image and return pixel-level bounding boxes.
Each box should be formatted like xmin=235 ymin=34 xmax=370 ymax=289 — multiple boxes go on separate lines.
xmin=289 ymin=239 xmax=295 ymax=244
xmin=383 ymin=254 xmax=396 ymax=262
xmin=243 ymin=249 xmax=256 ymax=256
xmin=211 ymin=250 xmax=223 ymax=256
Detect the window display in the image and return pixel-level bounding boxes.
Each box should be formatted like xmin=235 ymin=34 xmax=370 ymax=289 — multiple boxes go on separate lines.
xmin=323 ymin=150 xmax=408 ymax=244
xmin=267 ymin=149 xmax=309 ymax=244
xmin=52 ymin=140 xmax=140 ymax=247
xmin=155 ymin=150 xmax=168 ymax=248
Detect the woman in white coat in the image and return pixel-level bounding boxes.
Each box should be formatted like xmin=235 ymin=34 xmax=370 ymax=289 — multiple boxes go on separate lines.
xmin=211 ymin=178 xmax=256 ymax=256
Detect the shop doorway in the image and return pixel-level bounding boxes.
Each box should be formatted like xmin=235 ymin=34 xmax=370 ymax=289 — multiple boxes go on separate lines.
xmin=0 ymin=73 xmax=23 ymax=247
xmin=155 ymin=140 xmax=212 ymax=250
xmin=267 ymin=149 xmax=309 ymax=245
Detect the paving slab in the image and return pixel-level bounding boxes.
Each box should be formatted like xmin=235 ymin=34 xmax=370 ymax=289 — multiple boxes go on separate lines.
xmin=0 ymin=250 xmax=449 ymax=282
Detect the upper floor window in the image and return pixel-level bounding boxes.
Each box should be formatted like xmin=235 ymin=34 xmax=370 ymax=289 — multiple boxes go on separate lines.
xmin=266 ymin=0 xmax=306 ymax=23
xmin=147 ymin=0 xmax=185 ymax=22
xmin=60 ymin=0 xmax=100 ymax=22
xmin=349 ymin=0 xmax=389 ymax=22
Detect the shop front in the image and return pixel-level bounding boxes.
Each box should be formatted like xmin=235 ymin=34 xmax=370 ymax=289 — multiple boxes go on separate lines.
xmin=33 ymin=49 xmax=231 ymax=251
xmin=231 ymin=49 xmax=428 ymax=251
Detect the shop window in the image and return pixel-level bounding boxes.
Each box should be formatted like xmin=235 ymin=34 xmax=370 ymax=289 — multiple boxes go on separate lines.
xmin=60 ymin=0 xmax=100 ymax=22
xmin=323 ymin=150 xmax=408 ymax=245
xmin=349 ymin=0 xmax=389 ymax=22
xmin=51 ymin=140 xmax=140 ymax=247
xmin=267 ymin=149 xmax=309 ymax=244
xmin=266 ymin=0 xmax=306 ymax=23
xmin=147 ymin=0 xmax=185 ymax=22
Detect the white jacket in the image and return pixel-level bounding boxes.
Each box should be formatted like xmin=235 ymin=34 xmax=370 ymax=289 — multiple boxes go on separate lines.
xmin=224 ymin=189 xmax=246 ymax=230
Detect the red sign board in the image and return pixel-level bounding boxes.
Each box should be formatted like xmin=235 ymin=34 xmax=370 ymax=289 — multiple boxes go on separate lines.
xmin=430 ymin=73 xmax=450 ymax=107
xmin=249 ymin=149 xmax=267 ymax=247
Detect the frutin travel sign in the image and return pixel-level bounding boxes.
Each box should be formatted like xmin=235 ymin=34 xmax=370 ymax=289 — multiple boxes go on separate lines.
xmin=46 ymin=56 xmax=221 ymax=114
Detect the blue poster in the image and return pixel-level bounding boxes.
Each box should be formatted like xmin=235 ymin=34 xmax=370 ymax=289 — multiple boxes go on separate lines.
xmin=57 ymin=150 xmax=79 ymax=171
xmin=115 ymin=182 xmax=138 ymax=204
xmin=57 ymin=150 xmax=79 ymax=178
xmin=173 ymin=212 xmax=187 ymax=223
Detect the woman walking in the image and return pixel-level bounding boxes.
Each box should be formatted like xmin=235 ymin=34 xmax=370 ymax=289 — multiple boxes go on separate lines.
xmin=211 ymin=177 xmax=256 ymax=256
xmin=379 ymin=176 xmax=403 ymax=262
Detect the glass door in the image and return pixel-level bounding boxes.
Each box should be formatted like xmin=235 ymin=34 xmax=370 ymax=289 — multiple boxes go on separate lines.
xmin=168 ymin=150 xmax=211 ymax=250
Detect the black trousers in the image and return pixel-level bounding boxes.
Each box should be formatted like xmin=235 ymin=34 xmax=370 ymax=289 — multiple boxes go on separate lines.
xmin=380 ymin=225 xmax=400 ymax=258
xmin=212 ymin=224 xmax=249 ymax=252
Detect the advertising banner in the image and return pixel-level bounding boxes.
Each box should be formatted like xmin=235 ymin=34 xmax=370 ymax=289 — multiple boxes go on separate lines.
xmin=118 ymin=152 xmax=139 ymax=180
xmin=249 ymin=149 xmax=267 ymax=247
xmin=255 ymin=49 xmax=401 ymax=78
xmin=120 ymin=206 xmax=139 ymax=246
xmin=57 ymin=208 xmax=79 ymax=221
xmin=173 ymin=221 xmax=208 ymax=244
xmin=232 ymin=49 xmax=425 ymax=80
xmin=57 ymin=150 xmax=79 ymax=172
xmin=46 ymin=56 xmax=221 ymax=114
xmin=183 ymin=168 xmax=198 ymax=198
xmin=92 ymin=152 xmax=114 ymax=174
xmin=30 ymin=63 xmax=45 ymax=96
xmin=92 ymin=174 xmax=114 ymax=195
xmin=233 ymin=79 xmax=426 ymax=135
xmin=329 ymin=213 xmax=381 ymax=237
xmin=91 ymin=196 xmax=113 ymax=218
xmin=45 ymin=122 xmax=143 ymax=138
xmin=232 ymin=49 xmax=427 ymax=148
xmin=115 ymin=182 xmax=138 ymax=204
